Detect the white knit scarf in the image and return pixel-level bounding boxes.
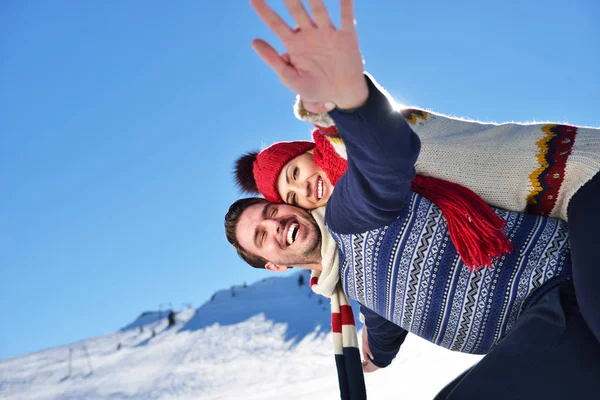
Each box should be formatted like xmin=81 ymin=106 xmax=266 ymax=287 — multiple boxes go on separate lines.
xmin=309 ymin=207 xmax=366 ymax=400
xmin=308 ymin=206 xmax=341 ymax=298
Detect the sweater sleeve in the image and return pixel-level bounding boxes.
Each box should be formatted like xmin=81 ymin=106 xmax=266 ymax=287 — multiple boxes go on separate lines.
xmin=360 ymin=305 xmax=408 ymax=368
xmin=325 ymin=74 xmax=421 ymax=234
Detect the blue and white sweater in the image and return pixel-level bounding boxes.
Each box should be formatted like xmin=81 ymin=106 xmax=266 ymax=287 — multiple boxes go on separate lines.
xmin=325 ymin=75 xmax=572 ymax=367
xmin=333 ymin=197 xmax=571 ymax=354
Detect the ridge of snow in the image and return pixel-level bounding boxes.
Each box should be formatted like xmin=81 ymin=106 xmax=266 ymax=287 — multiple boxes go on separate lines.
xmin=0 ymin=270 xmax=481 ymax=399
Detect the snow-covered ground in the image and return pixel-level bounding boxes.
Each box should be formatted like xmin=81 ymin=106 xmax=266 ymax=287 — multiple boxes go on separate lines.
xmin=0 ymin=271 xmax=482 ymax=399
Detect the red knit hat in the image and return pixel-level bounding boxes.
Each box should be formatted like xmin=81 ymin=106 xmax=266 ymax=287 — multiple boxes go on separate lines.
xmin=234 ymin=140 xmax=315 ymax=203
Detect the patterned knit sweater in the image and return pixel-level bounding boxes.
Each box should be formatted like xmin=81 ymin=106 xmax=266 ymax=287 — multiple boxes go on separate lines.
xmin=325 ymin=75 xmax=572 ymax=360
xmin=332 ymin=195 xmax=571 ymax=354
xmin=295 ymin=76 xmax=600 ymax=221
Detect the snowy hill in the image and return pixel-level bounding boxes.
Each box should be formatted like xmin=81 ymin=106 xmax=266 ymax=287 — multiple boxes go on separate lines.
xmin=0 ymin=271 xmax=481 ymax=399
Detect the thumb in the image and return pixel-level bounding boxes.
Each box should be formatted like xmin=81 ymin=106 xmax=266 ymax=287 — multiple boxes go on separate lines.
xmin=363 ymin=344 xmax=373 ymax=361
xmin=362 ymin=328 xmax=374 ymax=360
xmin=251 ymin=39 xmax=294 ymax=79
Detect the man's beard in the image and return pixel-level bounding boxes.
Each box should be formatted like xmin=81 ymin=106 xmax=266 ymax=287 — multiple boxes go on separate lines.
xmin=301 ymin=213 xmax=321 ymax=259
xmin=288 ymin=212 xmax=322 ymax=267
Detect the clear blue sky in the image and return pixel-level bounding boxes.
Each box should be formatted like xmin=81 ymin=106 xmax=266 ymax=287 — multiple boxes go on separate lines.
xmin=1 ymin=0 xmax=598 ymax=360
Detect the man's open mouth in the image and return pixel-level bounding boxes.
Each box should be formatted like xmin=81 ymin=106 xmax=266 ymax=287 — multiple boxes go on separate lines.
xmin=286 ymin=222 xmax=299 ymax=245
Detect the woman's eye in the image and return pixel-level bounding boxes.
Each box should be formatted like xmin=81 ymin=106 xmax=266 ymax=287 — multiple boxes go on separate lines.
xmin=292 ymin=167 xmax=299 ymax=180
xmin=271 ymin=208 xmax=277 ymax=217
xmin=261 ymin=231 xmax=266 ymax=243
xmin=291 ymin=193 xmax=297 ymax=205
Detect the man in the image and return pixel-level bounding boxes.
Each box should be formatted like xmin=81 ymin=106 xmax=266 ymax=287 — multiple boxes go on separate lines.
xmin=227 ymin=0 xmax=600 ymax=398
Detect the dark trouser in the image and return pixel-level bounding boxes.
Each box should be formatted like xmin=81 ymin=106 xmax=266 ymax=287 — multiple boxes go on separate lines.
xmin=434 ymin=282 xmax=600 ymax=400
xmin=568 ymin=170 xmax=600 ymax=342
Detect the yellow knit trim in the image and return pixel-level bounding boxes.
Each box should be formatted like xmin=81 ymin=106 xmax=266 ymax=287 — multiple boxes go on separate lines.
xmin=404 ymin=110 xmax=429 ymax=125
xmin=526 ymin=124 xmax=556 ymax=204
xmin=327 ymin=136 xmax=344 ymax=144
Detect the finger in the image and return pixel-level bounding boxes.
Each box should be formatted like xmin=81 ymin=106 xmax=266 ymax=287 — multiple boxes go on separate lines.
xmin=340 ymin=0 xmax=355 ymax=32
xmin=284 ymin=0 xmax=316 ymax=29
xmin=362 ymin=360 xmax=376 ymax=373
xmin=251 ymin=0 xmax=294 ymax=39
xmin=303 ymin=100 xmax=335 ymax=114
xmin=307 ymin=0 xmax=334 ymax=28
xmin=251 ymin=39 xmax=294 ymax=77
xmin=363 ymin=342 xmax=374 ymax=360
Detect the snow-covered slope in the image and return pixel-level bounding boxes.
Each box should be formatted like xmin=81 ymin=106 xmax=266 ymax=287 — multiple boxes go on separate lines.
xmin=0 ymin=271 xmax=481 ymax=399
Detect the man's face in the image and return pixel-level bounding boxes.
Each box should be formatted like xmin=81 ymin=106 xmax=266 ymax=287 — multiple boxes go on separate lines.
xmin=235 ymin=202 xmax=322 ymax=270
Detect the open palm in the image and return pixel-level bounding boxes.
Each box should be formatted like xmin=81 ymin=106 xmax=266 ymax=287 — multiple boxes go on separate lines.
xmin=251 ymin=0 xmax=368 ymax=112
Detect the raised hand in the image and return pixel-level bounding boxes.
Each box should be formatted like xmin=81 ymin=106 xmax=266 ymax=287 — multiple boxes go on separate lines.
xmin=250 ymin=0 xmax=368 ymax=113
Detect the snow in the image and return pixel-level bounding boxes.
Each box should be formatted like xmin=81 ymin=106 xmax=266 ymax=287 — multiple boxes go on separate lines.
xmin=0 ymin=271 xmax=482 ymax=399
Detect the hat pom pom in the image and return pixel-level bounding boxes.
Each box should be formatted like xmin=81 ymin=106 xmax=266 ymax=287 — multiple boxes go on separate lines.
xmin=234 ymin=151 xmax=260 ymax=193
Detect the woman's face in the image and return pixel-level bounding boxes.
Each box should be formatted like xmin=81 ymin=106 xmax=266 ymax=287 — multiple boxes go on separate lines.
xmin=276 ymin=152 xmax=333 ymax=210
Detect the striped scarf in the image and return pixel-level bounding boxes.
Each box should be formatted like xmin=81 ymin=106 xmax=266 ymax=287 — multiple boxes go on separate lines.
xmin=309 ymin=207 xmax=366 ymax=400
